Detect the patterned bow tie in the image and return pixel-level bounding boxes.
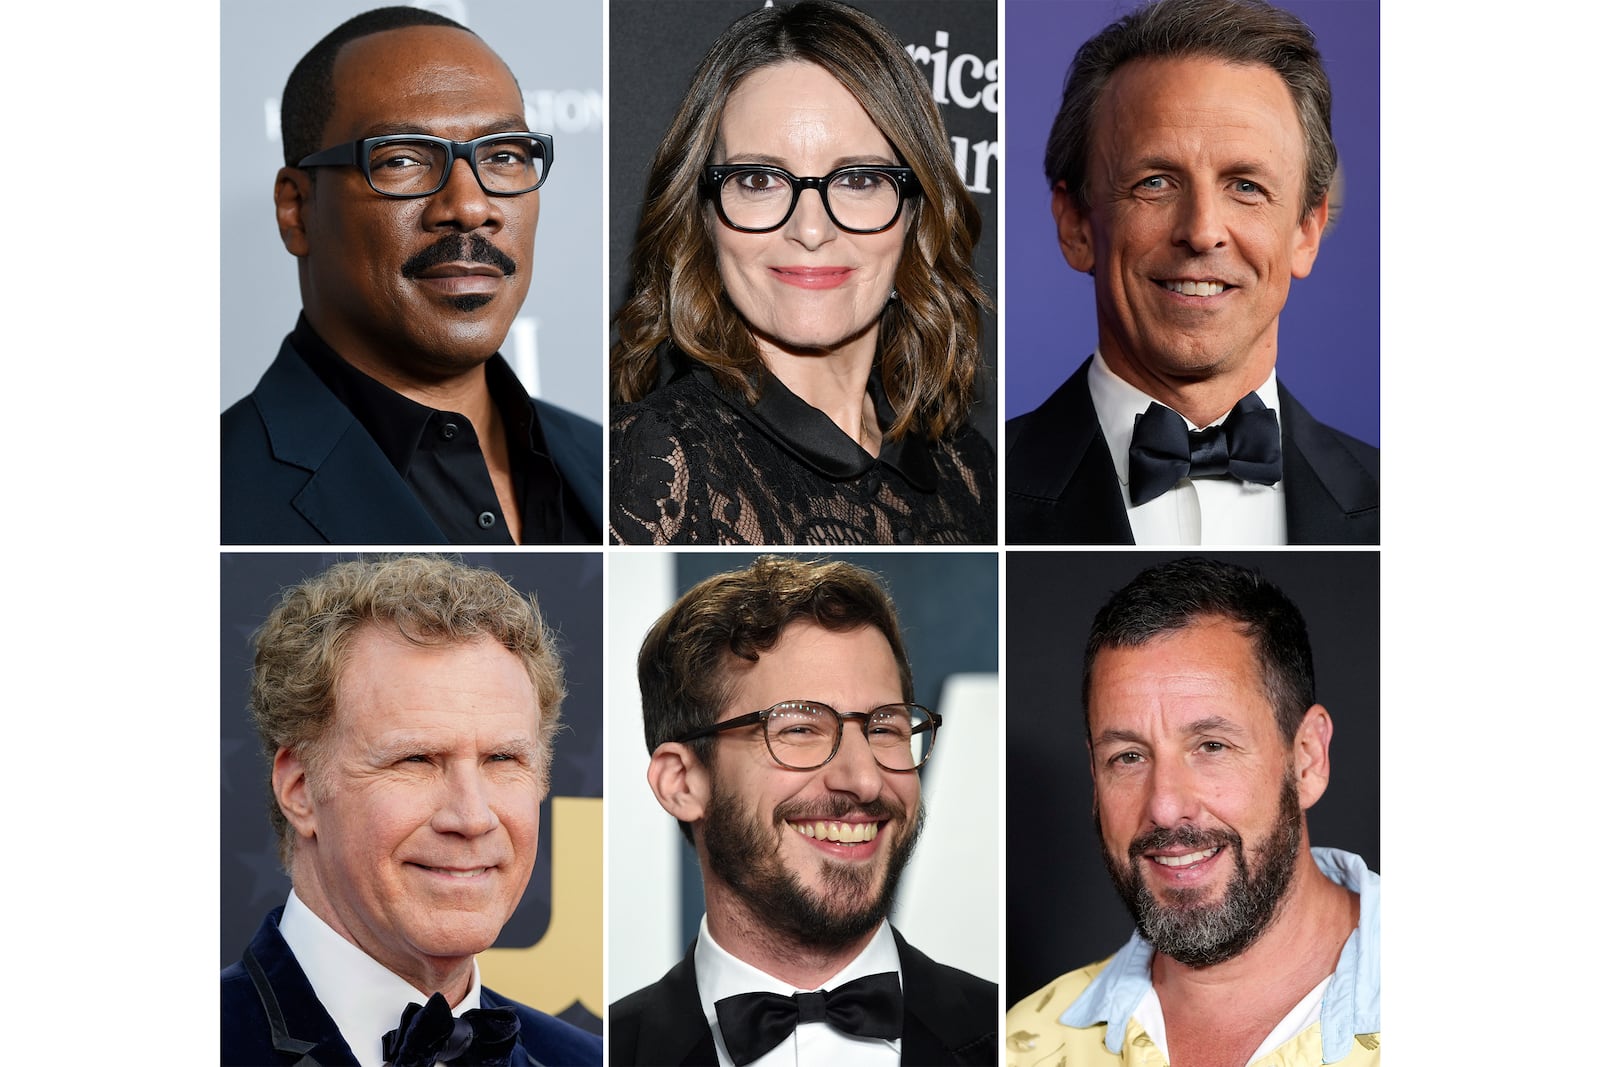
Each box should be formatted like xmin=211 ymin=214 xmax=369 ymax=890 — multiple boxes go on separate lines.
xmin=380 ymin=992 xmax=520 ymax=1067
xmin=1127 ymin=392 xmax=1282 ymax=506
xmin=713 ymin=971 xmax=903 ymax=1067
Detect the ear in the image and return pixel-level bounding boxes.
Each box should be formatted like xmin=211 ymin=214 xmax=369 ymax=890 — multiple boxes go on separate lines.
xmin=272 ymin=746 xmax=319 ymax=841
xmin=1290 ymin=704 xmax=1333 ymax=810
xmin=274 ymin=166 xmax=314 ymax=258
xmin=1051 ymin=181 xmax=1096 ymax=274
xmin=1289 ymin=194 xmax=1330 ymax=279
xmin=647 ymin=742 xmax=711 ymax=826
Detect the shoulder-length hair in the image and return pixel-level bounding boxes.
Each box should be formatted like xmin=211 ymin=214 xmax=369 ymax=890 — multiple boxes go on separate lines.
xmin=612 ymin=0 xmax=989 ymax=442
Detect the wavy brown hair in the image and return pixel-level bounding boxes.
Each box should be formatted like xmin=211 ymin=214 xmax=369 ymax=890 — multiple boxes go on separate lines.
xmin=612 ymin=0 xmax=989 ymax=442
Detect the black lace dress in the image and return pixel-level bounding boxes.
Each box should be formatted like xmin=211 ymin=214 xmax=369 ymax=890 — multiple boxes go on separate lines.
xmin=610 ymin=353 xmax=995 ymax=545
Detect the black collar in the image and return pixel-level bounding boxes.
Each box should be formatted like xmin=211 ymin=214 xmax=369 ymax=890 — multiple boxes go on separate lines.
xmin=663 ymin=346 xmax=938 ymax=491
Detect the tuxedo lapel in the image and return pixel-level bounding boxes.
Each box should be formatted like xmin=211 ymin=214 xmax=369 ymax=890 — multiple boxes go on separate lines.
xmin=614 ymin=944 xmax=720 ymax=1066
xmin=228 ymin=909 xmax=362 ymax=1067
xmin=1279 ymin=384 xmax=1380 ymax=544
xmin=893 ymin=931 xmax=998 ymax=1066
xmin=1005 ymin=358 xmax=1134 ymax=545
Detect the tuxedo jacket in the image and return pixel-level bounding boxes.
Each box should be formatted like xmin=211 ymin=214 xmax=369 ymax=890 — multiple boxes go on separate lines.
xmin=1005 ymin=358 xmax=1379 ymax=545
xmin=606 ymin=929 xmax=997 ymax=1066
xmin=221 ymin=337 xmax=603 ymax=545
xmin=221 ymin=907 xmax=602 ymax=1067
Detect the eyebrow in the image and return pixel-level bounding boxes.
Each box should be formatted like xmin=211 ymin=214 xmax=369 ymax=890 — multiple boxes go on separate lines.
xmin=369 ymin=734 xmax=537 ymax=761
xmin=357 ymin=115 xmax=531 ymax=139
xmin=1125 ymin=154 xmax=1281 ymax=179
xmin=718 ymin=152 xmax=901 ymax=171
xmin=1090 ymin=716 xmax=1246 ymax=750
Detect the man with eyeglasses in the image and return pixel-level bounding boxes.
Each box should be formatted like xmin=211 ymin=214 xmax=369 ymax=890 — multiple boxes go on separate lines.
xmin=610 ymin=556 xmax=997 ymax=1066
xmin=222 ymin=6 xmax=601 ymax=545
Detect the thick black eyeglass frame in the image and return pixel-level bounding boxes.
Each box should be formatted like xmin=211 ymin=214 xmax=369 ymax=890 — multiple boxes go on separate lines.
xmin=673 ymin=700 xmax=941 ymax=771
xmin=700 ymin=164 xmax=921 ymax=234
xmin=296 ymin=132 xmax=556 ymax=198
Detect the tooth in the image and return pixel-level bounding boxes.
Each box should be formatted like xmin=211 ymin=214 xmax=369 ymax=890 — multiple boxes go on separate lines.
xmin=864 ymin=823 xmax=878 ymax=841
xmin=815 ymin=821 xmax=830 ymax=840
xmin=1182 ymin=280 xmax=1196 ymax=295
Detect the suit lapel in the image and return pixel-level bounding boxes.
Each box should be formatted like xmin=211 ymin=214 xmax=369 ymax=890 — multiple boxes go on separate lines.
xmin=1279 ymin=383 xmax=1380 ymax=544
xmin=252 ymin=340 xmax=447 ymax=544
xmin=1005 ymin=358 xmax=1134 ymax=544
xmin=241 ymin=911 xmax=362 ymax=1067
xmin=893 ymin=931 xmax=995 ymax=1066
xmin=633 ymin=944 xmax=720 ymax=1066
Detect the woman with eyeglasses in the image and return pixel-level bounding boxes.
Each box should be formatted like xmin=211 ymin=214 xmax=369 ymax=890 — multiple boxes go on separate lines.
xmin=609 ymin=0 xmax=994 ymax=545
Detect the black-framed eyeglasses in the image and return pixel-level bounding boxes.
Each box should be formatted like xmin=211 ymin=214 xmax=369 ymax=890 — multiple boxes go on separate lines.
xmin=296 ymin=132 xmax=555 ymax=198
xmin=701 ymin=164 xmax=920 ymax=234
xmin=674 ymin=700 xmax=940 ymax=771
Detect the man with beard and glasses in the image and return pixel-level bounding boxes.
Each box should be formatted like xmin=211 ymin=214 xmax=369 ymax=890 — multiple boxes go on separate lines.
xmin=222 ymin=6 xmax=601 ymax=545
xmin=610 ymin=556 xmax=998 ymax=1066
xmin=1006 ymin=558 xmax=1379 ymax=1067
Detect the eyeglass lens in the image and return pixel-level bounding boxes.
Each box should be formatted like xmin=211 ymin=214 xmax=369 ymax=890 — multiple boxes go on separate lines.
xmin=717 ymin=168 xmax=903 ymax=232
xmin=765 ymin=702 xmax=931 ymax=770
xmin=368 ymin=137 xmax=548 ymax=196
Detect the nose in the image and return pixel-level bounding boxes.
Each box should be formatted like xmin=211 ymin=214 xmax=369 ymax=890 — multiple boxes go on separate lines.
xmin=1142 ymin=752 xmax=1203 ymax=830
xmin=819 ymin=720 xmax=885 ymax=802
xmin=783 ymin=185 xmax=838 ymax=251
xmin=1172 ymin=186 xmax=1227 ymax=253
xmin=431 ymin=764 xmax=501 ymax=837
xmin=419 ymin=154 xmax=503 ymax=233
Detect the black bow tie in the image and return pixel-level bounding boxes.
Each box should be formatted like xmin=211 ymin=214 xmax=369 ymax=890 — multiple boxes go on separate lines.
xmin=380 ymin=992 xmax=520 ymax=1067
xmin=713 ymin=971 xmax=903 ymax=1066
xmin=1127 ymin=392 xmax=1282 ymax=506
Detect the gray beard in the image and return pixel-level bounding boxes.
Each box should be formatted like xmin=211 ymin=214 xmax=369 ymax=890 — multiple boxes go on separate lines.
xmin=1100 ymin=772 xmax=1301 ymax=968
xmin=700 ymin=781 xmax=923 ymax=953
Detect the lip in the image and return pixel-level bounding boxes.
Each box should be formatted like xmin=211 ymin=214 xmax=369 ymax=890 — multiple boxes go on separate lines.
xmin=413 ymin=262 xmax=506 ymax=296
xmin=787 ymin=817 xmax=887 ymax=860
xmin=1141 ymin=844 xmax=1224 ymax=884
xmin=409 ymin=862 xmax=497 ymax=882
xmin=1153 ymin=276 xmax=1234 ymax=302
xmin=769 ymin=266 xmax=854 ymax=290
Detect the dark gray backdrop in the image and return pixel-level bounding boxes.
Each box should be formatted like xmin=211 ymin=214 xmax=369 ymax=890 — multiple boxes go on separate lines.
xmin=608 ymin=1 xmax=999 ymax=444
xmin=1006 ymin=550 xmax=1379 ymax=1000
xmin=219 ymin=551 xmax=604 ymax=1033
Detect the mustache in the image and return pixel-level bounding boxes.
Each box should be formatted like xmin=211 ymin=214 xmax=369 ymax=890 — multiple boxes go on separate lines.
xmin=772 ymin=794 xmax=907 ymax=825
xmin=1128 ymin=824 xmax=1239 ymax=857
xmin=401 ymin=233 xmax=517 ymax=278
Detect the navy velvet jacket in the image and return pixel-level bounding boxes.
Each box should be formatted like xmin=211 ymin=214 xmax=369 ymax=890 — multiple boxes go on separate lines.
xmin=221 ymin=908 xmax=601 ymax=1067
xmin=221 ymin=337 xmax=603 ymax=545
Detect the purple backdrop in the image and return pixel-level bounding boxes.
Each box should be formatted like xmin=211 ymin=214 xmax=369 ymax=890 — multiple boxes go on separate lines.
xmin=1004 ymin=0 xmax=1379 ymax=446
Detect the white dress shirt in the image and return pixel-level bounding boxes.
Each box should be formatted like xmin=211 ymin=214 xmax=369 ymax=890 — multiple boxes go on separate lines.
xmin=693 ymin=916 xmax=902 ymax=1067
xmin=1136 ymin=974 xmax=1332 ymax=1064
xmin=278 ymin=890 xmax=484 ymax=1067
xmin=1087 ymin=351 xmax=1288 ymax=545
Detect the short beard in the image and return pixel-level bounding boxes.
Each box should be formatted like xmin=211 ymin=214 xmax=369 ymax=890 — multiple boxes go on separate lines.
xmin=701 ymin=782 xmax=923 ymax=953
xmin=1100 ymin=772 xmax=1301 ymax=968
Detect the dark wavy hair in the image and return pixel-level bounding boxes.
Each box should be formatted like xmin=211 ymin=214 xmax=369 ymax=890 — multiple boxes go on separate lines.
xmin=637 ymin=555 xmax=912 ymax=841
xmin=1045 ymin=0 xmax=1335 ymax=222
xmin=612 ymin=0 xmax=989 ymax=442
xmin=1083 ymin=558 xmax=1316 ymax=745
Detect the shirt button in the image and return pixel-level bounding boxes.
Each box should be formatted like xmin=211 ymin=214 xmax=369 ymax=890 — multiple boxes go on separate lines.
xmin=863 ymin=474 xmax=881 ymax=496
xmin=477 ymin=511 xmax=497 ymax=529
xmin=895 ymin=527 xmax=913 ymax=545
xmin=440 ymin=422 xmax=459 ymax=440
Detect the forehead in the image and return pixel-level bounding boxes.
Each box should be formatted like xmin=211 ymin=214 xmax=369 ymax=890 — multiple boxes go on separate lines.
xmin=718 ymin=60 xmax=892 ymax=159
xmin=723 ymin=620 xmax=902 ymax=716
xmin=326 ymin=25 xmax=525 ymax=140
xmin=1092 ymin=55 xmax=1304 ymax=176
xmin=333 ymin=626 xmax=538 ymax=738
xmin=1087 ymin=619 xmax=1275 ymax=737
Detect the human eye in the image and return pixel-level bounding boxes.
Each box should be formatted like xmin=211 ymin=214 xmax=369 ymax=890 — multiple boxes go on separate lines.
xmin=730 ymin=168 xmax=789 ymax=194
xmin=1197 ymin=740 xmax=1231 ymax=755
xmin=1135 ymin=175 xmax=1170 ymax=191
xmin=1106 ymin=749 xmax=1145 ymax=769
xmin=833 ymin=169 xmax=886 ymax=192
xmin=370 ymin=142 xmax=434 ymax=170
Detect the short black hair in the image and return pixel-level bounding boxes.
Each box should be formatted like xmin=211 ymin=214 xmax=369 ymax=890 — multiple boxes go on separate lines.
xmin=280 ymin=6 xmax=477 ymax=168
xmin=1083 ymin=557 xmax=1315 ymax=744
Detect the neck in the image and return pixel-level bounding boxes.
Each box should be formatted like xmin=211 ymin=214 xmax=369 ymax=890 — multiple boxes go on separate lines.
xmin=757 ymin=332 xmax=883 ymax=456
xmin=702 ymin=879 xmax=878 ymax=989
xmin=1151 ymin=846 xmax=1359 ymax=1012
xmin=1100 ymin=339 xmax=1275 ymax=429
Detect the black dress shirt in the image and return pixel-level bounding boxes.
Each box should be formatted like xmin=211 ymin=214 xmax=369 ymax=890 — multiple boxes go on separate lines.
xmin=292 ymin=316 xmax=596 ymax=544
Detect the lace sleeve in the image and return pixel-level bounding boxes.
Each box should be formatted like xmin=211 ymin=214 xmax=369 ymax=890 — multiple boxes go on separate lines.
xmin=609 ymin=405 xmax=700 ymax=545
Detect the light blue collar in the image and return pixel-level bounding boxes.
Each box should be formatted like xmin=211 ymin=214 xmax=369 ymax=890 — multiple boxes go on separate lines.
xmin=1062 ymin=847 xmax=1380 ymax=1063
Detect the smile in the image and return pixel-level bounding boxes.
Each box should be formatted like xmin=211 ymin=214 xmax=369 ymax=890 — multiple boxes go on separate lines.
xmin=787 ymin=819 xmax=881 ymax=843
xmin=1148 ymin=847 xmax=1221 ymax=868
xmin=769 ymin=266 xmax=854 ymax=290
xmin=1161 ymin=279 xmax=1229 ymax=297
xmin=413 ymin=864 xmax=493 ymax=878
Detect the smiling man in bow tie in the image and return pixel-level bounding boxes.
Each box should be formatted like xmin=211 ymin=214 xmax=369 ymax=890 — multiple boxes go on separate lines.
xmin=220 ymin=555 xmax=601 ymax=1067
xmin=222 ymin=6 xmax=601 ymax=545
xmin=1006 ymin=0 xmax=1378 ymax=546
xmin=609 ymin=556 xmax=997 ymax=1066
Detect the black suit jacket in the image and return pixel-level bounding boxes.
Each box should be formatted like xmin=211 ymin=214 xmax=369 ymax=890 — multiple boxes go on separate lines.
xmin=221 ymin=907 xmax=602 ymax=1067
xmin=221 ymin=337 xmax=603 ymax=545
xmin=1005 ymin=358 xmax=1379 ymax=544
xmin=606 ymin=929 xmax=996 ymax=1066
